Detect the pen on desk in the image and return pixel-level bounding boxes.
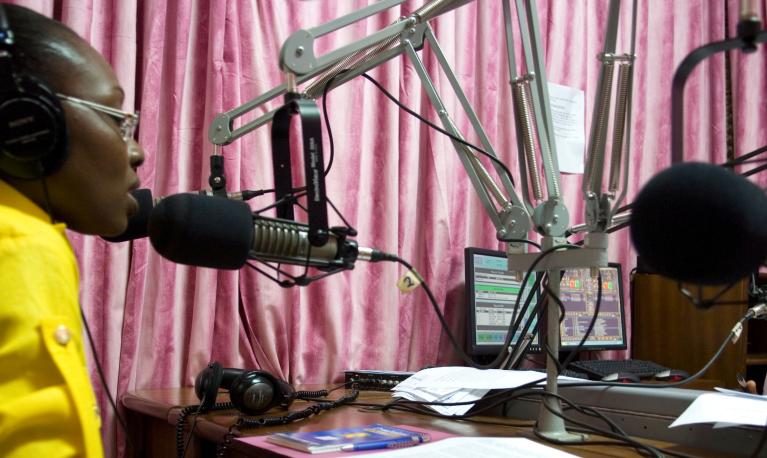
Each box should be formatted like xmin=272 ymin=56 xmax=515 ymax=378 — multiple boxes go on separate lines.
xmin=340 ymin=435 xmax=427 ymax=452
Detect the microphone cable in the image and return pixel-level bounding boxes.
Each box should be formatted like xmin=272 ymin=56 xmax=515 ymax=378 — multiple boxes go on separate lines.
xmin=558 ymin=271 xmax=603 ymax=372
xmin=359 ymin=72 xmax=516 ymax=188
xmin=176 ymin=400 xmax=233 ymax=458
xmin=387 ymin=243 xmax=578 ymax=370
xmin=557 ymin=304 xmax=767 ymax=391
xmin=495 ymin=244 xmax=581 ymax=370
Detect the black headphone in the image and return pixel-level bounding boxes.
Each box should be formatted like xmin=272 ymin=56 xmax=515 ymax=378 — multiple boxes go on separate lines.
xmin=0 ymin=4 xmax=68 ymax=180
xmin=194 ymin=361 xmax=296 ymax=415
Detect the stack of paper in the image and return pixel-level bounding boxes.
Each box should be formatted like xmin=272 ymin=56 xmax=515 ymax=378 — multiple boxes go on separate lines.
xmin=392 ymin=366 xmax=548 ymax=416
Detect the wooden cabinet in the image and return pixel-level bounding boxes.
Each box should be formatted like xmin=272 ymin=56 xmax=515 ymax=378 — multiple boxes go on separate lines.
xmin=630 ymin=273 xmax=748 ymax=390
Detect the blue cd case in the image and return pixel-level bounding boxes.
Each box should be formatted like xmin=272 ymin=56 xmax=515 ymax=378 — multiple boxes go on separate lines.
xmin=265 ymin=423 xmax=430 ymax=454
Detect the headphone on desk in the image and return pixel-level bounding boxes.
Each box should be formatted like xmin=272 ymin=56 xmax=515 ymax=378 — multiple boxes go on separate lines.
xmin=0 ymin=3 xmax=68 ymax=180
xmin=194 ymin=361 xmax=296 ymax=415
xmin=182 ymin=362 xmax=360 ymax=458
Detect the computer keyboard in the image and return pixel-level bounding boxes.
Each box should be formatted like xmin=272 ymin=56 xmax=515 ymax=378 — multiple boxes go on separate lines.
xmin=567 ymin=359 xmax=670 ymax=380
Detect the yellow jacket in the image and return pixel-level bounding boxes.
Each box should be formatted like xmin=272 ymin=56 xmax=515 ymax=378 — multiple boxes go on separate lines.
xmin=0 ymin=180 xmax=104 ymax=457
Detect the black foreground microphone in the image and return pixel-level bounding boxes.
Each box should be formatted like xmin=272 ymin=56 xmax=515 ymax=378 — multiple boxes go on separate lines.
xmin=148 ymin=193 xmax=394 ymax=270
xmin=630 ymin=162 xmax=767 ymax=286
xmin=101 ymin=188 xmax=261 ymax=243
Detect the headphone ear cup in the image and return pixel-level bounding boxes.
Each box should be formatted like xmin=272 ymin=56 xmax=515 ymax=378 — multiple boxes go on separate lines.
xmin=194 ymin=362 xmax=223 ymax=411
xmin=0 ymin=72 xmax=68 ymax=179
xmin=229 ymin=370 xmax=295 ymax=415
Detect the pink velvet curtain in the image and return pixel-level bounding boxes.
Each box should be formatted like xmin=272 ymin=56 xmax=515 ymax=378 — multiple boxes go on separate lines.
xmin=5 ymin=1 xmax=767 ymax=456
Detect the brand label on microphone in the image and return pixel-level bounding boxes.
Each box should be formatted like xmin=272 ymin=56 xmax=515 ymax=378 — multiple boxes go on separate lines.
xmin=397 ymin=270 xmax=422 ymax=293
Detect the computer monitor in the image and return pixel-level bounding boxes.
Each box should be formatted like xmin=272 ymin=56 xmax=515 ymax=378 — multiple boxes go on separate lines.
xmin=465 ymin=247 xmax=541 ymax=357
xmin=558 ymin=263 xmax=627 ymax=350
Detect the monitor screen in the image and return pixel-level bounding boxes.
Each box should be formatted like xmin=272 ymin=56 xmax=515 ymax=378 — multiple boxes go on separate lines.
xmin=558 ymin=263 xmax=627 ymax=350
xmin=465 ymin=247 xmax=541 ymax=356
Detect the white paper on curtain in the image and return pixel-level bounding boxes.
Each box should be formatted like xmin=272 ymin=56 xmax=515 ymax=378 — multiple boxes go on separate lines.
xmin=548 ymin=82 xmax=585 ymax=174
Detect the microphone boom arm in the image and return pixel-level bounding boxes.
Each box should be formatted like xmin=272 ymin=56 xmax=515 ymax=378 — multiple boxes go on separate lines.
xmin=208 ymin=0 xmax=537 ymax=249
xmin=671 ymin=22 xmax=767 ymax=164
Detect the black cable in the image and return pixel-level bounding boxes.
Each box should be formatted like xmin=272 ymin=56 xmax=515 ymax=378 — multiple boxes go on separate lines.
xmin=559 ymin=307 xmax=755 ymax=390
xmin=258 ymin=75 xmax=341 ymax=200
xmin=751 ymin=425 xmax=767 ymax=458
xmin=79 ymin=308 xmax=136 ymax=454
xmin=541 ymin=272 xmax=567 ymax=325
xmin=505 ymin=273 xmax=545 ymax=367
xmin=537 ymin=273 xmax=568 ymax=373
xmin=390 ymin=244 xmax=577 ymax=370
xmin=536 ymin=398 xmax=664 ymax=458
xmin=367 ymin=387 xmax=672 ymax=457
xmin=253 ymin=191 xmax=306 ymax=216
xmin=321 ymin=70 xmax=351 ymax=179
xmin=500 ymin=246 xmax=580 ymax=371
xmin=721 ymin=144 xmax=767 ymax=168
xmin=40 ymin=175 xmax=55 ymax=224
xmin=404 ymin=388 xmax=670 ymax=457
xmin=294 ymin=389 xmax=330 ymax=399
xmin=215 ymin=389 xmax=360 ymax=457
xmin=741 ymin=161 xmax=767 ymax=178
xmin=325 ymin=195 xmax=356 ymax=232
xmin=182 ymin=417 xmax=199 ymax=458
xmin=560 ymin=271 xmax=603 ymax=371
xmin=176 ymin=402 xmax=207 ymax=458
xmin=360 ymin=72 xmax=517 ymax=188
xmin=497 ymin=244 xmax=580 ymax=369
xmin=372 ymin=308 xmax=762 ymax=455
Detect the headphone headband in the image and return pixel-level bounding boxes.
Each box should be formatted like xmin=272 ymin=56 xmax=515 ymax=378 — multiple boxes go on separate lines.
xmin=0 ymin=3 xmax=68 ymax=180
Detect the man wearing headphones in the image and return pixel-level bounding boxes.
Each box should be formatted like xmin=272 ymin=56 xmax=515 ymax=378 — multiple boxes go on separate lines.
xmin=0 ymin=3 xmax=144 ymax=456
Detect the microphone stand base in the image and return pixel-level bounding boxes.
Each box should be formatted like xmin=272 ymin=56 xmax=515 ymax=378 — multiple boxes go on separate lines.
xmin=533 ymin=429 xmax=588 ymax=444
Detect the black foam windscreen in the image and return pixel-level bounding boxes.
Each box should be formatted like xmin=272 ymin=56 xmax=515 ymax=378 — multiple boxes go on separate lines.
xmin=630 ymin=162 xmax=767 ymax=285
xmin=148 ymin=193 xmax=254 ymax=270
xmin=101 ymin=188 xmax=154 ymax=242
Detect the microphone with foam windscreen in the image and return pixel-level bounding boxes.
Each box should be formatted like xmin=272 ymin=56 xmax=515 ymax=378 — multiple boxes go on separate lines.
xmin=630 ymin=162 xmax=767 ymax=286
xmin=148 ymin=193 xmax=394 ymax=271
xmin=148 ymin=193 xmax=254 ymax=269
xmin=101 ymin=188 xmax=262 ymax=243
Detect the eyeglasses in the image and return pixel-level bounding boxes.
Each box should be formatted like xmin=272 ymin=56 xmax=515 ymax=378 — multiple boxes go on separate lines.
xmin=56 ymin=93 xmax=140 ymax=142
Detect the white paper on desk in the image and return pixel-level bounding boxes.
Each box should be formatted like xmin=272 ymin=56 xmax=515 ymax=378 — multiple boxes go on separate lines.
xmin=394 ymin=367 xmax=545 ymax=390
xmin=393 ymin=386 xmax=489 ymax=416
xmin=670 ymin=392 xmax=767 ymax=428
xmin=535 ymin=375 xmax=596 ymax=385
xmin=363 ymin=437 xmax=578 ymax=457
xmin=714 ymin=387 xmax=767 ymax=400
xmin=711 ymin=388 xmax=767 ymax=428
xmin=548 ymin=82 xmax=585 ymax=174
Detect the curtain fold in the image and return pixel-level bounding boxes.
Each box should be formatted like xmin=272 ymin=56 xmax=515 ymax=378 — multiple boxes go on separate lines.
xmin=6 ymin=1 xmax=766 ymax=456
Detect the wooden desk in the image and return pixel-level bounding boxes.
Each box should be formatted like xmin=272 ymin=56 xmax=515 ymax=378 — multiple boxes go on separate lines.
xmin=122 ymin=387 xmax=726 ymax=457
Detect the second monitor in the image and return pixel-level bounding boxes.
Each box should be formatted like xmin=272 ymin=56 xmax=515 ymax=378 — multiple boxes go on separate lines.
xmin=558 ymin=264 xmax=627 ymax=351
xmin=465 ymin=247 xmax=627 ymax=359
